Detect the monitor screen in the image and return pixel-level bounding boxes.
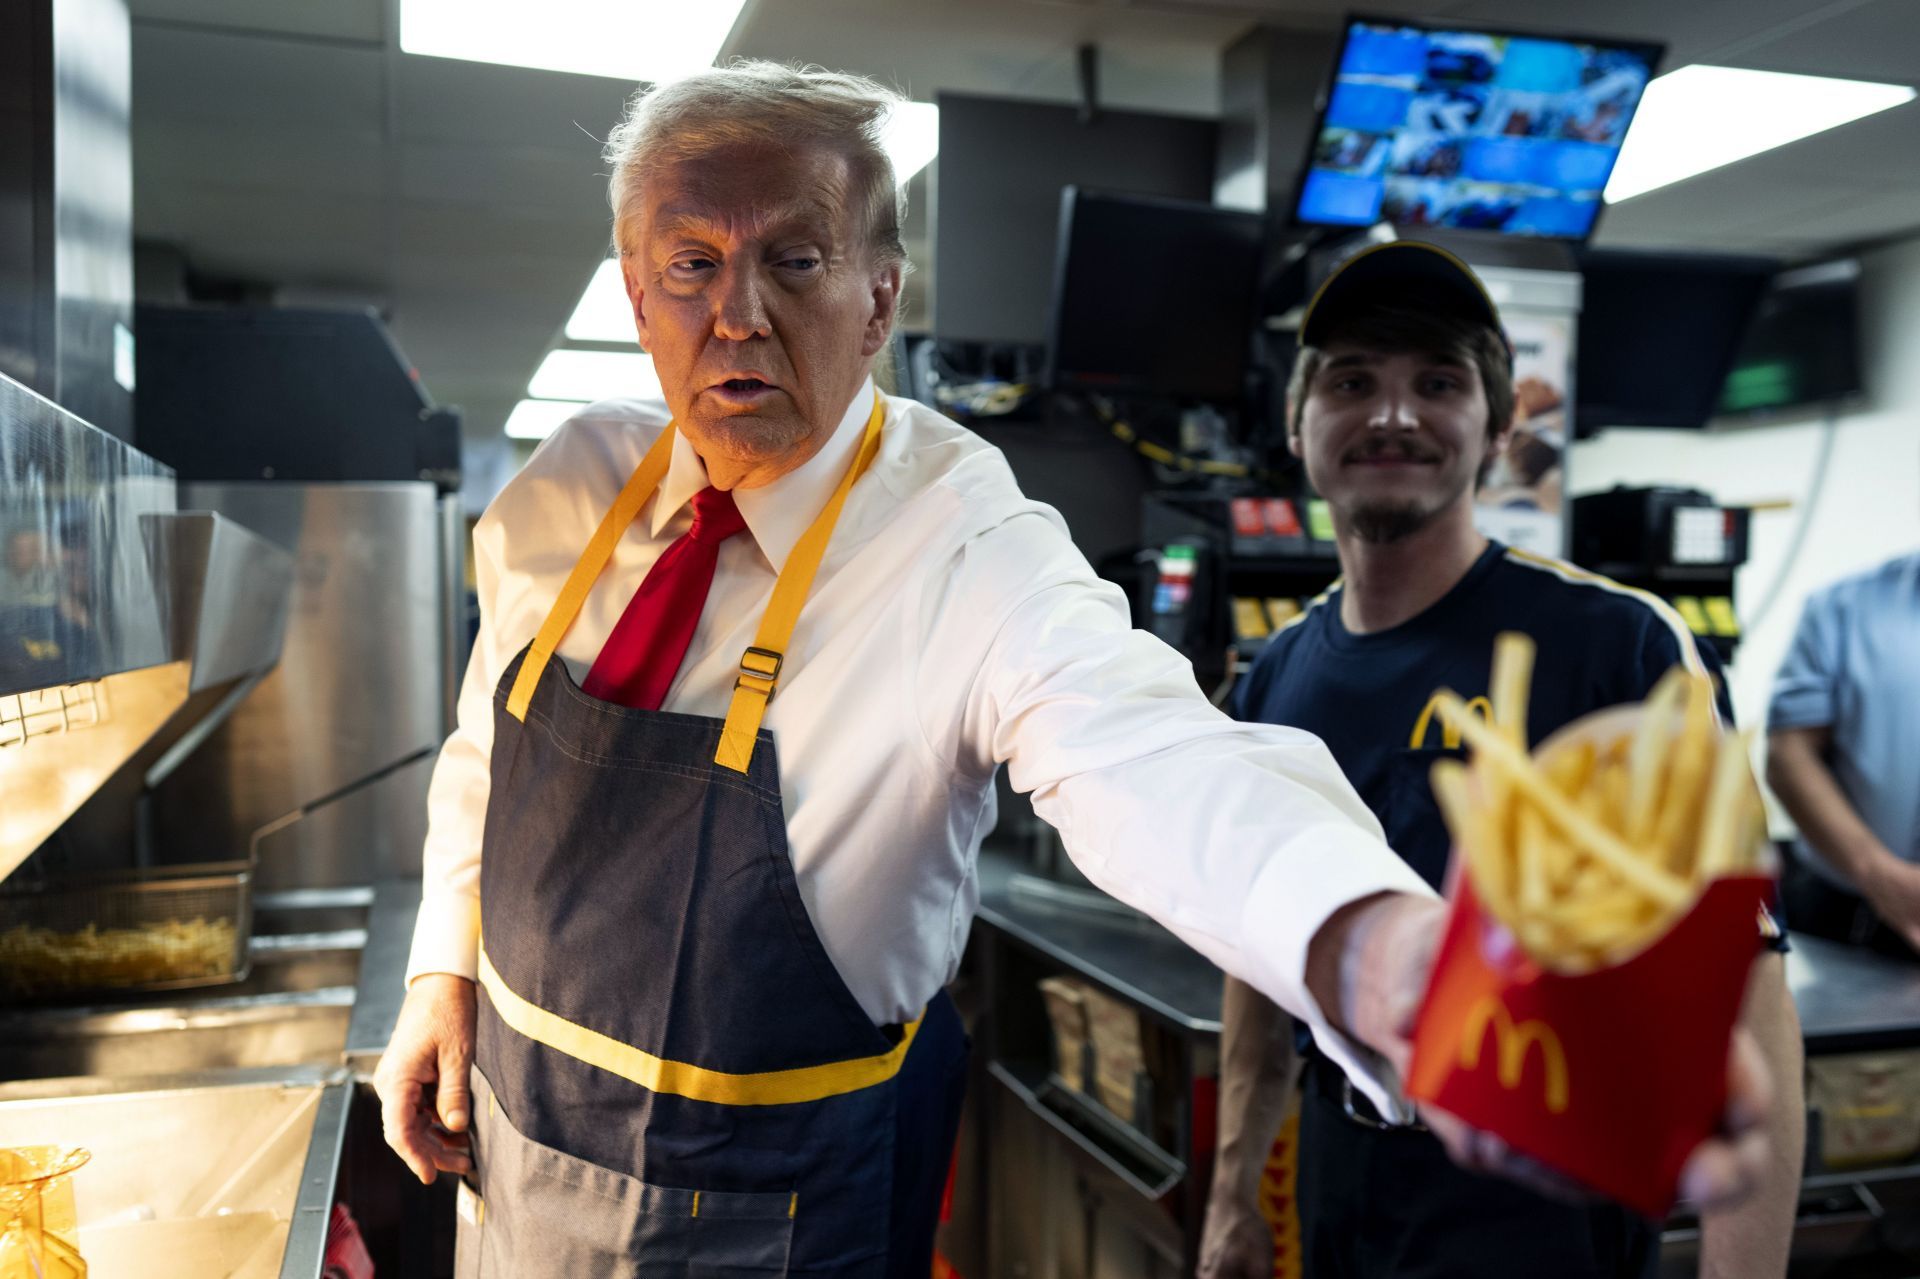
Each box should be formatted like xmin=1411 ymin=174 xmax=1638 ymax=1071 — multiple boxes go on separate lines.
xmin=933 ymin=93 xmax=1218 ymax=345
xmin=1295 ymin=18 xmax=1663 ymax=241
xmin=1717 ymin=259 xmax=1864 ymax=417
xmin=1045 ymin=188 xmax=1265 ymax=403
xmin=1574 ymin=250 xmax=1775 ymax=435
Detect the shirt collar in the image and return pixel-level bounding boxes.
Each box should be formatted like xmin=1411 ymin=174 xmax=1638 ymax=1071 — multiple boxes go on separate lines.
xmin=649 ymin=377 xmax=879 ymax=573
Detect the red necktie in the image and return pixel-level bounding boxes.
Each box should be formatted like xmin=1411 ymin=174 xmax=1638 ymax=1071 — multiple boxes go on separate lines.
xmin=583 ymin=485 xmax=749 ymax=711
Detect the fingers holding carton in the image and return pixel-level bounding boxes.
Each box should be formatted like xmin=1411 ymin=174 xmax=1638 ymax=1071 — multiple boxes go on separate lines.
xmin=1408 ymin=633 xmax=1775 ymax=1218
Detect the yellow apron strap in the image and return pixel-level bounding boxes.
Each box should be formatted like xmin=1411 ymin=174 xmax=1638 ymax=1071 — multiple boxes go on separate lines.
xmin=505 ymin=424 xmax=676 ymax=721
xmin=713 ymin=391 xmax=887 ymax=773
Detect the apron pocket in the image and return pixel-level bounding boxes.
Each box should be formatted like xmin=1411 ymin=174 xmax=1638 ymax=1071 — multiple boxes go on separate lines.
xmin=468 ymin=1069 xmax=796 ymax=1276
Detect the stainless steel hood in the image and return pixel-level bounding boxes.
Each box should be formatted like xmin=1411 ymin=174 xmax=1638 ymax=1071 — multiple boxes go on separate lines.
xmin=1 ymin=372 xmax=293 ymax=885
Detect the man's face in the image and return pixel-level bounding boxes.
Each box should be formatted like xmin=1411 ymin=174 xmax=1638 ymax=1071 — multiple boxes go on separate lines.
xmin=1289 ymin=344 xmax=1506 ymax=543
xmin=623 ymin=142 xmax=900 ymax=474
xmin=5 ymin=531 xmax=44 ymax=575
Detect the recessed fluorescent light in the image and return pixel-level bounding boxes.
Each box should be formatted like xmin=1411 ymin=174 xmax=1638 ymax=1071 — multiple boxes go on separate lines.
xmin=529 ymin=349 xmax=663 ymax=402
xmin=566 ymin=259 xmax=633 ymax=344
xmin=1606 ymin=65 xmax=1916 ymax=203
xmin=505 ymin=399 xmax=590 ymax=441
xmin=400 ymin=0 xmax=748 ymax=83
xmin=882 ymin=102 xmax=939 ymax=185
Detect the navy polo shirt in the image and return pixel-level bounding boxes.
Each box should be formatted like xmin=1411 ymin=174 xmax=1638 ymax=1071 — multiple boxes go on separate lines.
xmin=1232 ymin=541 xmax=1733 ymax=892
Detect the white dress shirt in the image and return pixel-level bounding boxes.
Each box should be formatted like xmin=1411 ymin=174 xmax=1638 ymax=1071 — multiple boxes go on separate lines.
xmin=408 ymin=378 xmax=1434 ymax=1108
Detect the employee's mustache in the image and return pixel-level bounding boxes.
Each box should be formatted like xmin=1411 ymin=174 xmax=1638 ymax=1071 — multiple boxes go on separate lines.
xmin=1343 ymin=439 xmax=1444 ymax=464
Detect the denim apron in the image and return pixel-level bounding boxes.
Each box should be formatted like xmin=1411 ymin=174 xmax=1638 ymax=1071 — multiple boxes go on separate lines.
xmin=454 ymin=394 xmax=969 ymax=1276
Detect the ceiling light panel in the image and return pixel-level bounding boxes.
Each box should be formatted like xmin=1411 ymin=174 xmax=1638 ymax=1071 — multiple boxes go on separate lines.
xmin=529 ymin=349 xmax=663 ymax=402
xmin=505 ymin=399 xmax=591 ymax=441
xmin=882 ymin=102 xmax=939 ymax=185
xmin=401 ymin=0 xmax=748 ymax=83
xmin=566 ymin=259 xmax=634 ymax=344
xmin=1605 ymin=65 xmax=1916 ymax=203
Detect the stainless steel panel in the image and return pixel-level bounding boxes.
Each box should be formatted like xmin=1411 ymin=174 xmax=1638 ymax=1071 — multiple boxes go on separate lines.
xmin=0 ymin=1067 xmax=350 ymax=1279
xmin=436 ymin=492 xmax=466 ymax=734
xmin=162 ymin=483 xmax=446 ymax=888
xmin=4 ymin=510 xmax=293 ymax=884
xmin=49 ymin=0 xmax=134 ymax=440
xmin=0 ymin=661 xmax=191 ymax=882
xmin=146 ymin=510 xmax=295 ymax=694
xmin=0 ymin=0 xmax=134 ymax=441
xmin=342 ymin=877 xmax=419 ymax=1075
xmin=0 ymin=371 xmax=173 ymax=692
xmin=0 ymin=989 xmax=353 ymax=1082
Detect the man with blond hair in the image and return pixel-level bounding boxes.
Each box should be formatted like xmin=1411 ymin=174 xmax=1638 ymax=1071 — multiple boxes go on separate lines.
xmin=375 ymin=63 xmax=1771 ymax=1275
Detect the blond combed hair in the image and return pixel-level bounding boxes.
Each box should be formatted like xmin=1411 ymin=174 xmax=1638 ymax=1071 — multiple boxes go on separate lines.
xmin=603 ymin=59 xmax=911 ymax=273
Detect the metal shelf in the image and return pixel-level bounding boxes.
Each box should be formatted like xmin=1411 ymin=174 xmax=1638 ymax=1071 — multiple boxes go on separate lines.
xmin=987 ymin=1058 xmax=1186 ymax=1201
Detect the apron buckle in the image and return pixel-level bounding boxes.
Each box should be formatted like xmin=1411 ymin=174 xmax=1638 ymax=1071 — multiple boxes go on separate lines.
xmin=735 ymin=647 xmax=783 ymax=700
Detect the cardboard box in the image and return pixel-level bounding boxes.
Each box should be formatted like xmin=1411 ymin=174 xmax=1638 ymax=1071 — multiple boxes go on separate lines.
xmin=1809 ymin=1051 xmax=1920 ymax=1170
xmin=1039 ymin=976 xmax=1091 ymax=1093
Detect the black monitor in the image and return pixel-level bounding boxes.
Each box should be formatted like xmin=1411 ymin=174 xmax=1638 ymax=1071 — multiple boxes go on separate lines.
xmin=1045 ymin=188 xmax=1265 ymax=404
xmin=1717 ymin=259 xmax=1864 ymax=418
xmin=1294 ymin=16 xmax=1663 ymax=242
xmin=1573 ymin=250 xmax=1775 ymax=435
xmin=932 ymin=92 xmax=1218 ymax=345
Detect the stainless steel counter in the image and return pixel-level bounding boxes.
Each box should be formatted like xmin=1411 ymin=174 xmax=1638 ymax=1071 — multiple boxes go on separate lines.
xmin=344 ymin=876 xmax=421 ymax=1075
xmin=0 ymin=1064 xmax=352 ymax=1279
xmin=0 ymin=878 xmax=423 ymax=1279
xmin=976 ymin=850 xmax=1222 ymax=1033
xmin=977 ymin=850 xmax=1920 ymax=1052
xmin=1787 ymin=933 xmax=1920 ymax=1052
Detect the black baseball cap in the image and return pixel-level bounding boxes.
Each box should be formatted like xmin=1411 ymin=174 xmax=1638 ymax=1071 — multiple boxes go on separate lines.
xmin=1300 ymin=240 xmax=1507 ymax=353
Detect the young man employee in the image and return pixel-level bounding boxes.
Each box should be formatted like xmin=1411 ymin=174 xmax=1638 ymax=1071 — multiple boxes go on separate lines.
xmin=1197 ymin=242 xmax=1804 ymax=1279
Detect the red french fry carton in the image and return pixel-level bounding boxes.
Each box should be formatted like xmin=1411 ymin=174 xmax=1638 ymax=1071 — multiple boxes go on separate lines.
xmin=1407 ymin=870 xmax=1771 ymax=1217
xmin=1405 ymin=706 xmax=1776 ymax=1218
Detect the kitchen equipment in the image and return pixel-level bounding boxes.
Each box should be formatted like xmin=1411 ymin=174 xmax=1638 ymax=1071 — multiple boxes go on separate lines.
xmin=0 ymin=864 xmax=249 ymax=999
xmin=0 ymin=1146 xmax=90 ymax=1278
xmin=0 ymin=745 xmax=427 ymax=1001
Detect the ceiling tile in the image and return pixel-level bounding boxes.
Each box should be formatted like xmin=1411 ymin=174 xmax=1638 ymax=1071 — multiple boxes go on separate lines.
xmin=135 ymin=122 xmax=385 ymax=197
xmin=132 ymin=23 xmax=385 ymax=129
xmin=131 ymin=0 xmax=384 ymax=44
xmin=1717 ymin=0 xmax=1920 ymax=83
xmin=1762 ymin=188 xmax=1920 ymax=247
xmin=395 ymin=141 xmax=607 ymax=212
xmin=1438 ymin=0 xmax=1830 ymax=66
xmin=394 ymin=55 xmax=636 ymax=147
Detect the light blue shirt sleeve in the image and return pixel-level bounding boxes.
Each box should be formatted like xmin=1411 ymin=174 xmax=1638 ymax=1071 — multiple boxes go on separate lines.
xmin=1767 ymin=588 xmax=1842 ymax=731
xmin=1766 ymin=554 xmax=1920 ymax=877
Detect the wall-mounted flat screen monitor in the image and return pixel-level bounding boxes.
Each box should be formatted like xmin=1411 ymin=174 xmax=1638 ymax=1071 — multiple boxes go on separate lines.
xmin=1574 ymin=250 xmax=1775 ymax=435
xmin=1716 ymin=259 xmax=1864 ymax=418
xmin=1046 ymin=188 xmax=1264 ymax=403
xmin=934 ymin=93 xmax=1218 ymax=345
xmin=1294 ymin=17 xmax=1662 ymax=241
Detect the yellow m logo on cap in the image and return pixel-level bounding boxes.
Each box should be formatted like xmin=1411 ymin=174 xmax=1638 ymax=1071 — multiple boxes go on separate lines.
xmin=1459 ymin=996 xmax=1570 ymax=1114
xmin=1411 ymin=693 xmax=1492 ymax=750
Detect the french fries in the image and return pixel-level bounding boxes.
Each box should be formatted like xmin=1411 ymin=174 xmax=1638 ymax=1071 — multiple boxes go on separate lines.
xmin=1431 ymin=633 xmax=1764 ymax=972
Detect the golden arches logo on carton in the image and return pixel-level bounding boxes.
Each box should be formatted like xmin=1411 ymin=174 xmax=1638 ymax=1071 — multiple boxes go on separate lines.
xmin=1458 ymin=996 xmax=1570 ymax=1115
xmin=1410 ymin=693 xmax=1492 ymax=750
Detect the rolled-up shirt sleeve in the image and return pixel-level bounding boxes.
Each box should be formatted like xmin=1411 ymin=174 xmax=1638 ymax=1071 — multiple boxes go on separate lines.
xmin=1768 ymin=589 xmax=1842 ymax=732
xmin=923 ymin=508 xmax=1434 ymax=1114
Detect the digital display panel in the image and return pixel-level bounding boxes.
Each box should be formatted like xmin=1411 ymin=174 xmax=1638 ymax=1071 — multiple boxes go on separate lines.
xmin=1296 ymin=19 xmax=1662 ymax=240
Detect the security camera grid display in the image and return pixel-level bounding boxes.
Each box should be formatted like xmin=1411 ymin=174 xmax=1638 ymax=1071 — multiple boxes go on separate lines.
xmin=1296 ymin=20 xmax=1661 ymax=240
